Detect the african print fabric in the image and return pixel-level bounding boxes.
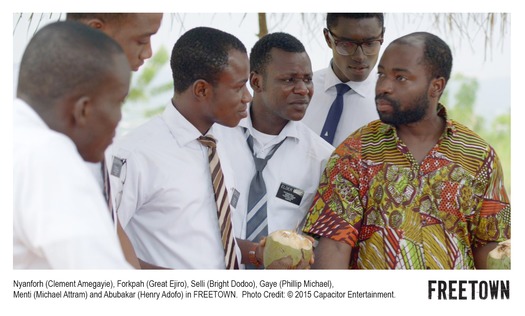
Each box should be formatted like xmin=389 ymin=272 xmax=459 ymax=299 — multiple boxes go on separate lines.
xmin=303 ymin=105 xmax=510 ymax=269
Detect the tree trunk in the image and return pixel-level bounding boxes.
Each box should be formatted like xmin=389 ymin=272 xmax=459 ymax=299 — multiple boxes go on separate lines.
xmin=257 ymin=13 xmax=268 ymax=38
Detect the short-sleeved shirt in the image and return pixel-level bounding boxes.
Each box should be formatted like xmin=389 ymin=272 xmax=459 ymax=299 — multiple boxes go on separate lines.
xmin=214 ymin=108 xmax=334 ymax=239
xmin=107 ymin=103 xmax=241 ymax=269
xmin=303 ymin=105 xmax=510 ymax=269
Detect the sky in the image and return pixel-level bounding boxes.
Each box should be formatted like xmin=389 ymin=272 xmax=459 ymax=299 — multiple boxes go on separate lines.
xmin=4 ymin=1 xmax=524 ymax=315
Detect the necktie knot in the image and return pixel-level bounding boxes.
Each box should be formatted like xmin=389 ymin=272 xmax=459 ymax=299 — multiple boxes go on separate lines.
xmin=336 ymin=83 xmax=351 ymax=96
xmin=253 ymin=157 xmax=268 ymax=172
xmin=197 ymin=135 xmax=217 ymax=149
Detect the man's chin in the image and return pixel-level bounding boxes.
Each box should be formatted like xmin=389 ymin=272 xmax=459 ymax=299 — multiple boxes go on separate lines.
xmin=79 ymin=150 xmax=105 ymax=164
xmin=346 ymin=70 xmax=370 ymax=82
xmin=378 ymin=113 xmax=390 ymax=123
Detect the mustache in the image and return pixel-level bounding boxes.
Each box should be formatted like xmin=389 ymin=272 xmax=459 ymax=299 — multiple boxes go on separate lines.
xmin=375 ymin=94 xmax=397 ymax=104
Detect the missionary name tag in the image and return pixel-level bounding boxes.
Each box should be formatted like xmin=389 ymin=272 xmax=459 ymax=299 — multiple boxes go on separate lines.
xmin=276 ymin=182 xmax=304 ymax=205
xmin=230 ymin=188 xmax=240 ymax=208
xmin=111 ymin=156 xmax=126 ymax=177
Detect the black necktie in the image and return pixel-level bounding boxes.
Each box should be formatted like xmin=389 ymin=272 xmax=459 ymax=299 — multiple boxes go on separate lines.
xmin=320 ymin=83 xmax=351 ymax=145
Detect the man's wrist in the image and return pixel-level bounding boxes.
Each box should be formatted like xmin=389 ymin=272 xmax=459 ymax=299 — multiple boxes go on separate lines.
xmin=248 ymin=244 xmax=261 ymax=267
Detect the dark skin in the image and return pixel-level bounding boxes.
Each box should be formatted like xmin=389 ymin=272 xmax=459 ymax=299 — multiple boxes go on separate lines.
xmin=69 ymin=13 xmax=161 ymax=269
xmin=174 ymin=49 xmax=251 ymax=135
xmin=116 ymin=222 xmax=141 ymax=268
xmin=324 ymin=16 xmax=384 ymax=83
xmin=19 ymin=54 xmax=130 ymax=165
xmin=170 ymin=49 xmax=252 ymax=269
xmin=313 ymin=38 xmax=496 ymax=270
xmin=250 ymin=48 xmax=313 ymax=135
xmin=18 ymin=52 xmax=137 ymax=268
xmin=82 ymin=14 xmax=163 ymax=71
xmin=238 ymin=48 xmax=315 ymax=269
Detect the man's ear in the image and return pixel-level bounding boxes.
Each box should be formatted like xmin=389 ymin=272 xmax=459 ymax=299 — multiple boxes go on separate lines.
xmin=430 ymin=77 xmax=446 ymax=98
xmin=192 ymin=79 xmax=211 ymax=100
xmin=85 ymin=18 xmax=104 ymax=30
xmin=72 ymin=96 xmax=91 ymax=127
xmin=323 ymin=28 xmax=332 ymax=49
xmin=250 ymin=71 xmax=263 ymax=92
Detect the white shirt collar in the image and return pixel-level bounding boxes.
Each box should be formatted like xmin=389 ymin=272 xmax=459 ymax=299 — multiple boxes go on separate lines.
xmin=14 ymin=98 xmax=49 ymax=130
xmin=161 ymin=103 xmax=205 ymax=147
xmin=238 ymin=103 xmax=301 ymax=144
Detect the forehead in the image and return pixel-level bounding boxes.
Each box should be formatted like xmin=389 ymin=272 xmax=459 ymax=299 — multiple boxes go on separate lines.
xmin=218 ymin=49 xmax=249 ymax=83
xmin=266 ymin=49 xmax=312 ymax=73
xmin=118 ymin=13 xmax=162 ymax=36
xmin=379 ymin=42 xmax=426 ymax=72
xmin=331 ymin=17 xmax=383 ymax=39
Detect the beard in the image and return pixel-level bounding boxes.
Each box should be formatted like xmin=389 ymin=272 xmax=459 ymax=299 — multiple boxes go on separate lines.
xmin=376 ymin=92 xmax=430 ymax=126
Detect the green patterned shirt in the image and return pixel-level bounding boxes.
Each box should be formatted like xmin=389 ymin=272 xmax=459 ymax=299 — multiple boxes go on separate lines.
xmin=303 ymin=105 xmax=510 ymax=269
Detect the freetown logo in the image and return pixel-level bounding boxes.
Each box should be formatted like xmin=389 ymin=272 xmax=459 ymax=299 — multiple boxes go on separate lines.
xmin=428 ymin=280 xmax=509 ymax=300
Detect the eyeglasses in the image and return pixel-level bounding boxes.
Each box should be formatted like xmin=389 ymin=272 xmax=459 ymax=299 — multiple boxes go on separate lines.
xmin=325 ymin=28 xmax=383 ymax=56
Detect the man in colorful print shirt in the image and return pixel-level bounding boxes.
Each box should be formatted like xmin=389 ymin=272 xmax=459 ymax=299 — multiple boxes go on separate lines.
xmin=303 ymin=32 xmax=510 ymax=269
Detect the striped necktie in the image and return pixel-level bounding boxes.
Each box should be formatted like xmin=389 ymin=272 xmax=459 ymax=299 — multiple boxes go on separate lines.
xmin=101 ymin=159 xmax=115 ymax=221
xmin=320 ymin=83 xmax=351 ymax=145
xmin=197 ymin=135 xmax=239 ymax=269
xmin=244 ymin=130 xmax=287 ymax=243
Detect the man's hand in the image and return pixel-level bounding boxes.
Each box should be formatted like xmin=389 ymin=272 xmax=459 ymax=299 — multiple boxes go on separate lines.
xmin=262 ymin=235 xmax=315 ymax=270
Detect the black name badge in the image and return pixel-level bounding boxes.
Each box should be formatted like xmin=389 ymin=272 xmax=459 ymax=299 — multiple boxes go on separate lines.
xmin=276 ymin=183 xmax=304 ymax=205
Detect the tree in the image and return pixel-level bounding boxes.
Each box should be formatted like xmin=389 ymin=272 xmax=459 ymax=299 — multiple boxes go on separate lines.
xmin=445 ymin=74 xmax=511 ymax=194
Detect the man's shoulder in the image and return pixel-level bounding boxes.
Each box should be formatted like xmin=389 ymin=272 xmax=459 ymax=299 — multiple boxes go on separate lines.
xmin=15 ymin=122 xmax=77 ymax=159
xmin=294 ymin=121 xmax=334 ymax=157
xmin=335 ymin=120 xmax=386 ymax=149
xmin=212 ymin=123 xmax=245 ymax=140
xmin=312 ymin=67 xmax=329 ymax=85
xmin=113 ymin=116 xmax=166 ymax=149
xmin=313 ymin=66 xmax=329 ymax=76
xmin=350 ymin=119 xmax=385 ymax=137
xmin=447 ymin=119 xmax=494 ymax=153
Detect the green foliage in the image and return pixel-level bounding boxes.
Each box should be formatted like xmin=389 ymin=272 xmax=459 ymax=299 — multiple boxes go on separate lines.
xmin=118 ymin=45 xmax=173 ymax=135
xmin=445 ymin=74 xmax=511 ymax=195
xmin=127 ymin=45 xmax=172 ymax=104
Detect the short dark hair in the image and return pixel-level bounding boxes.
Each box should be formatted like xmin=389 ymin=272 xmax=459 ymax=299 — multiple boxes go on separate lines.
xmin=66 ymin=13 xmax=131 ymax=25
xmin=326 ymin=13 xmax=384 ymax=30
xmin=170 ymin=26 xmax=247 ymax=93
xmin=17 ymin=20 xmax=125 ymax=106
xmin=393 ymin=32 xmax=453 ymax=82
xmin=250 ymin=32 xmax=306 ymax=75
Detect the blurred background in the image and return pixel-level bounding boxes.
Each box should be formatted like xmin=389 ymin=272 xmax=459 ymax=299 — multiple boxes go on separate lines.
xmin=13 ymin=12 xmax=511 ymax=194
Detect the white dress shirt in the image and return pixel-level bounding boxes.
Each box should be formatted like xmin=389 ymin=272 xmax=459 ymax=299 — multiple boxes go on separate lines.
xmin=302 ymin=62 xmax=379 ymax=147
xmin=214 ymin=109 xmax=334 ymax=240
xmin=13 ymin=99 xmax=131 ymax=269
xmin=107 ymin=103 xmax=241 ymax=269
